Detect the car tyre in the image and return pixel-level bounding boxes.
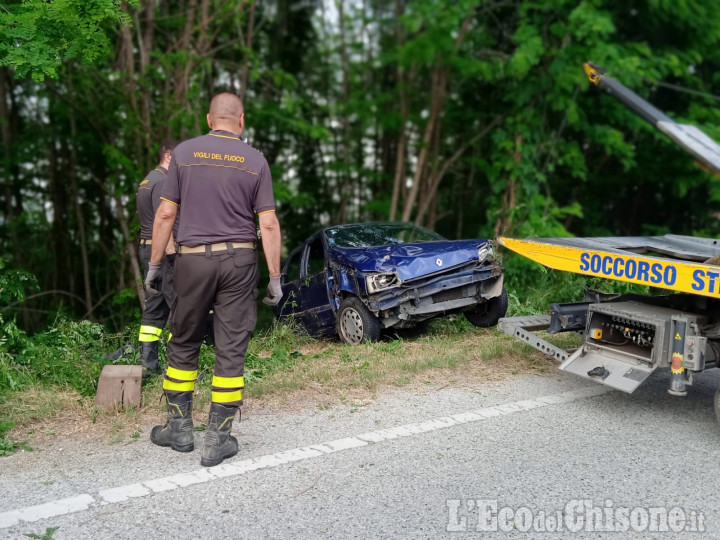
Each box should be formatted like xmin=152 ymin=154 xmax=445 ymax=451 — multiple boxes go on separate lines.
xmin=464 ymin=286 xmax=508 ymax=327
xmin=337 ymin=297 xmax=382 ymax=345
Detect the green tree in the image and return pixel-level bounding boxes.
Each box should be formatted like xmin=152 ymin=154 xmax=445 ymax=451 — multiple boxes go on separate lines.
xmin=0 ymin=0 xmax=133 ymax=81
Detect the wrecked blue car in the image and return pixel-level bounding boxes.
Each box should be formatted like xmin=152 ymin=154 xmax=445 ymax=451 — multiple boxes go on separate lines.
xmin=274 ymin=222 xmax=507 ymax=345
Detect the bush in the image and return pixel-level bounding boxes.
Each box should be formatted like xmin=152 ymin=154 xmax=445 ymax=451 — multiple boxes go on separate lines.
xmin=1 ymin=317 xmax=139 ymax=397
xmin=14 ymin=319 xmax=113 ymax=396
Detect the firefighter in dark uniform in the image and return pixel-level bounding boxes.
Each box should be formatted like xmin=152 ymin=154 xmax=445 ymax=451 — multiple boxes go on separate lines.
xmin=145 ymin=93 xmax=283 ymax=467
xmin=135 ymin=139 xmax=179 ymax=377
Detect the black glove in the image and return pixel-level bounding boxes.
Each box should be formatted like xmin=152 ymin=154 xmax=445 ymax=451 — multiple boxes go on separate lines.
xmin=262 ymin=275 xmax=283 ymax=306
xmin=145 ymin=262 xmax=162 ymax=296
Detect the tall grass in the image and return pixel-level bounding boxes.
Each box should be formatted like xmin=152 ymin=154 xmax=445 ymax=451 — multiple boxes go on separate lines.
xmin=0 ymin=314 xmax=316 ymax=430
xmin=503 ymin=253 xmax=652 ymax=316
xmin=1 ymin=317 xmax=136 ymax=397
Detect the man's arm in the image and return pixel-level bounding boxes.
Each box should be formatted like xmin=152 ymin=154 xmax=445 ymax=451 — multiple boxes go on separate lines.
xmin=150 ymin=201 xmax=178 ymax=264
xmin=165 ymin=233 xmax=177 ymax=256
xmin=259 ymin=211 xmax=282 ymax=276
xmin=152 ymin=182 xmax=176 ymax=256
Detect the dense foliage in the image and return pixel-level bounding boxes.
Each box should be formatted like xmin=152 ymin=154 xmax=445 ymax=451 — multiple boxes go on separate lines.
xmin=2 ymin=0 xmax=720 ymax=334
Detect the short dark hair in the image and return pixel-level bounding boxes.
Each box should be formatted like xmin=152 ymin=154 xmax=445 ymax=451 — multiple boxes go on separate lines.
xmin=158 ymin=139 xmax=180 ymax=162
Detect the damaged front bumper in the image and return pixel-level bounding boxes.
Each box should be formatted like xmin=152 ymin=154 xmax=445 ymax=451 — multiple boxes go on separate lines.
xmin=365 ymin=263 xmax=504 ymax=328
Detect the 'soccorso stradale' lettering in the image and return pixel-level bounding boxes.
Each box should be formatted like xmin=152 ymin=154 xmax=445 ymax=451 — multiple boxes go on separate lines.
xmin=579 ymin=252 xmax=677 ymax=287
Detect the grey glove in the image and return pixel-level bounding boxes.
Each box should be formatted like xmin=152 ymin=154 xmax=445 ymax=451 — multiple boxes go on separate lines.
xmin=262 ymin=275 xmax=283 ymax=306
xmin=145 ymin=262 xmax=162 ymax=296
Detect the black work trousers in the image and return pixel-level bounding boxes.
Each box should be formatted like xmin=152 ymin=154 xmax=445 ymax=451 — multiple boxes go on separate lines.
xmin=167 ymin=247 xmax=258 ymax=405
xmin=139 ymin=244 xmax=175 ymax=327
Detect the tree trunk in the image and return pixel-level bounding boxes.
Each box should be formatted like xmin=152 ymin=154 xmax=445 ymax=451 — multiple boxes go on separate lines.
xmin=494 ymin=131 xmax=521 ymax=237
xmin=414 ymin=115 xmax=503 ymax=225
xmin=456 ymin=159 xmax=476 ymax=238
xmin=46 ymin=87 xmax=74 ymax=299
xmin=401 ymin=65 xmax=446 ymax=222
xmin=0 ymin=69 xmax=13 ymax=228
xmin=67 ymin=70 xmax=94 ymax=319
xmin=238 ymin=1 xmax=256 ymax=102
xmin=400 ymin=10 xmax=474 ymax=223
xmin=115 ymin=195 xmax=145 ymax=308
xmin=135 ymin=0 xmax=156 ymax=155
xmin=334 ymin=0 xmax=353 ymax=224
xmin=0 ymin=69 xmax=24 ymax=249
xmin=389 ymin=0 xmax=407 ymax=221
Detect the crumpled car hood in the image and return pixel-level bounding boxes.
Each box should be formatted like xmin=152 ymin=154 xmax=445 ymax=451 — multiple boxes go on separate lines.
xmin=328 ymin=239 xmax=489 ymax=281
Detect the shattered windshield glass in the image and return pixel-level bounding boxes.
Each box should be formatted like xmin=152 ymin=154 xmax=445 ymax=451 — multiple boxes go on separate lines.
xmin=324 ymin=223 xmax=444 ymax=248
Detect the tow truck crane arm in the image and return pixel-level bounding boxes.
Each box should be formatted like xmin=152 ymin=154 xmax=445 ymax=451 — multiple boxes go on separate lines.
xmin=583 ymin=62 xmax=720 ymax=176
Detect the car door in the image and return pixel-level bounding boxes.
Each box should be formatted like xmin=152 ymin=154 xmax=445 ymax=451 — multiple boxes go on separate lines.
xmin=277 ymin=246 xmax=303 ymax=318
xmin=296 ymin=234 xmax=336 ymax=335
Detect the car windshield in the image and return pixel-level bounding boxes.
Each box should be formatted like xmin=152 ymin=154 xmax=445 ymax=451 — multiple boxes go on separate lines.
xmin=324 ymin=223 xmax=444 ymax=248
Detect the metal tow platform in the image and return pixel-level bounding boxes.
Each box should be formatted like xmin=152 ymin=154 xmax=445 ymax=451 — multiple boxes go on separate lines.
xmin=498 ymin=314 xmax=575 ymax=363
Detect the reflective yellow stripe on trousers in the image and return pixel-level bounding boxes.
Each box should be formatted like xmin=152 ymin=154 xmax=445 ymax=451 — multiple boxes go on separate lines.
xmin=166 ymin=366 xmax=198 ymax=381
xmin=163 ymin=366 xmax=198 ymax=393
xmin=212 ymin=375 xmax=245 ymax=389
xmin=212 ymin=390 xmax=242 ymax=403
xmin=139 ymin=325 xmax=162 ymax=342
xmin=163 ymin=379 xmax=195 ymax=392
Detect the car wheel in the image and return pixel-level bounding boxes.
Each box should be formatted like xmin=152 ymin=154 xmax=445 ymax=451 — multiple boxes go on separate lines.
xmin=464 ymin=286 xmax=508 ymax=328
xmin=337 ymin=297 xmax=382 ymax=345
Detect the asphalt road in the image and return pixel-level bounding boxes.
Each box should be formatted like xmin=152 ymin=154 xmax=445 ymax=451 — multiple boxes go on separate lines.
xmin=2 ymin=367 xmax=720 ymax=539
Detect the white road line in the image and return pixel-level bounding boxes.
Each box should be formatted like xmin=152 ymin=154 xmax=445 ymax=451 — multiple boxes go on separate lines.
xmin=0 ymin=385 xmax=612 ymax=529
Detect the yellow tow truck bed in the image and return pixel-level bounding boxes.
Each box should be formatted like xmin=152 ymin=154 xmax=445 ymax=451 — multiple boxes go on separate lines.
xmin=498 ymin=235 xmax=720 ymax=299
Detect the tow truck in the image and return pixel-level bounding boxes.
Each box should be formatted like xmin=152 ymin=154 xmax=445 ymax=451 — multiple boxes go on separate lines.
xmin=497 ymin=63 xmax=720 ymax=419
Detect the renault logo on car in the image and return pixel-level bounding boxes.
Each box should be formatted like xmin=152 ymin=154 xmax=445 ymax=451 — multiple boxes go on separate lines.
xmin=436 ymin=258 xmax=443 ymax=267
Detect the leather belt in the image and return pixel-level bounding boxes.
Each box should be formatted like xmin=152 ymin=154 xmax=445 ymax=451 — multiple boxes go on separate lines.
xmin=178 ymin=242 xmax=254 ymax=254
xmin=139 ymin=238 xmax=152 ymax=245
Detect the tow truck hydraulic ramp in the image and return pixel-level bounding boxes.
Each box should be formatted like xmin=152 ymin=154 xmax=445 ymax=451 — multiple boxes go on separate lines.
xmin=497 ymin=64 xmax=720 ymax=421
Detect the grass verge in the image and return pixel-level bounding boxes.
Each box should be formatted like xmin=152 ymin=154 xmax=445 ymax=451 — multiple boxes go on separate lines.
xmin=0 ymin=316 xmax=580 ymax=449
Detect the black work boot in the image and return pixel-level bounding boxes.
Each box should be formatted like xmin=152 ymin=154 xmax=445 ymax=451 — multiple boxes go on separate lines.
xmin=200 ymin=403 xmax=239 ymax=467
xmin=139 ymin=341 xmax=162 ymax=378
xmin=150 ymin=392 xmax=195 ymax=452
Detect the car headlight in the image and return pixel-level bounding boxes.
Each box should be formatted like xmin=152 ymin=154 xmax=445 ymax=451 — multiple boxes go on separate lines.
xmin=366 ymin=272 xmax=401 ymax=293
xmin=478 ymin=242 xmax=494 ymax=263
